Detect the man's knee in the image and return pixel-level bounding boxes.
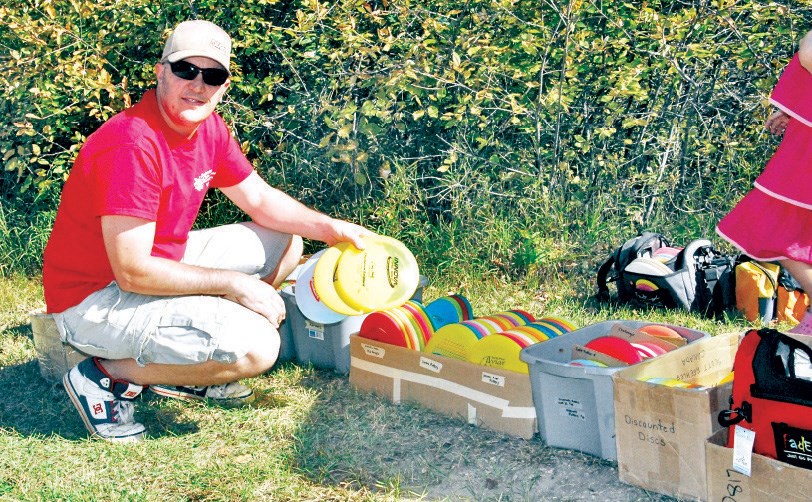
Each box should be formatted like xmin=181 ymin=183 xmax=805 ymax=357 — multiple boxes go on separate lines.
xmin=234 ymin=317 xmax=281 ymax=376
xmin=252 ymin=324 xmax=281 ymax=369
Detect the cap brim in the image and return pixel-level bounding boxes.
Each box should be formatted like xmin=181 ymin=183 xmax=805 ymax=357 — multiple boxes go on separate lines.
xmin=163 ymin=50 xmax=230 ymax=73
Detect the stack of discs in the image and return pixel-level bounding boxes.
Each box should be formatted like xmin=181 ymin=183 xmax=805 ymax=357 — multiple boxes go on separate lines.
xmin=358 ymin=300 xmax=435 ymax=350
xmin=423 ymin=294 xmax=474 ymax=329
xmin=423 ymin=321 xmax=485 ymax=360
xmin=625 ymin=257 xmax=673 ymax=293
xmin=425 ymin=308 xmax=577 ymax=371
xmin=521 ymin=316 xmax=575 ymax=340
xmin=467 ymin=314 xmax=576 ymax=374
xmin=652 ymin=246 xmax=682 ymax=263
xmin=295 ymin=250 xmax=350 ymax=324
xmin=423 ymin=310 xmax=534 ymax=359
xmin=637 ymin=324 xmax=684 ymax=343
xmin=298 ymin=235 xmax=420 ymax=321
xmin=570 ymin=323 xmax=685 ymax=367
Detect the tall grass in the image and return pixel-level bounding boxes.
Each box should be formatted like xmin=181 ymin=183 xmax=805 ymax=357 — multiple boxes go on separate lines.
xmin=0 ymin=202 xmax=55 ymax=278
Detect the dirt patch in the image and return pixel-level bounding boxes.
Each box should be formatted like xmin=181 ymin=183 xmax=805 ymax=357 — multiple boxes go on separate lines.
xmin=296 ymin=370 xmax=681 ymax=501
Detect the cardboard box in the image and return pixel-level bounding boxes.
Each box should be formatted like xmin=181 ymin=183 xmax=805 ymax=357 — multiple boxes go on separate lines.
xmin=705 ymin=428 xmax=811 ymax=501
xmin=613 ymin=332 xmax=741 ymax=500
xmin=519 ymin=320 xmax=709 ymax=460
xmin=349 ymin=334 xmax=537 ymax=439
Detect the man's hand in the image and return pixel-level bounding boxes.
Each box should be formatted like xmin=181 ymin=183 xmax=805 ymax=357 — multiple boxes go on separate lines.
xmin=224 ymin=273 xmax=286 ymax=327
xmin=323 ymin=219 xmax=375 ymax=250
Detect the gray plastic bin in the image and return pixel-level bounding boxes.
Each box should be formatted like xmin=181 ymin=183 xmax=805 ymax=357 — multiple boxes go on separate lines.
xmin=279 ymin=286 xmax=366 ymax=374
xmin=519 ymin=320 xmax=709 ymax=460
xmin=276 ymin=290 xmax=297 ymax=363
xmin=279 ymin=276 xmax=428 ymax=374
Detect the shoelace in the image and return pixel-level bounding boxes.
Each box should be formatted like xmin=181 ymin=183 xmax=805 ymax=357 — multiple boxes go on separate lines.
xmin=112 ymin=399 xmax=136 ymax=425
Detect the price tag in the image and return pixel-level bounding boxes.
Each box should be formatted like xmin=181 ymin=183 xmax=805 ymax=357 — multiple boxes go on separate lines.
xmin=732 ymin=425 xmax=755 ymax=476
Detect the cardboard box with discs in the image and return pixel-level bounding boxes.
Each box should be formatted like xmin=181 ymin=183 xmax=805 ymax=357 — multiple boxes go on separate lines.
xmin=612 ymin=331 xmax=740 ymax=500
xmin=349 ymin=333 xmax=537 ymax=439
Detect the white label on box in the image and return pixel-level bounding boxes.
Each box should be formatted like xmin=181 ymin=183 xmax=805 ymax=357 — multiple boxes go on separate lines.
xmin=732 ymin=425 xmax=755 ymax=476
xmin=481 ymin=371 xmax=505 ymax=387
xmin=467 ymin=403 xmax=477 ymax=425
xmin=557 ymin=397 xmax=586 ymax=420
xmin=305 ymin=320 xmax=324 ymax=340
xmin=419 ymin=356 xmax=443 ymax=373
xmin=361 ymin=343 xmax=386 ymax=358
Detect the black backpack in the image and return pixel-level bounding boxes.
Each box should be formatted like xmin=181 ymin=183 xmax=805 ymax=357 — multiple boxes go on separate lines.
xmin=597 ymin=233 xmax=736 ymax=316
xmin=596 ymin=232 xmax=670 ymax=303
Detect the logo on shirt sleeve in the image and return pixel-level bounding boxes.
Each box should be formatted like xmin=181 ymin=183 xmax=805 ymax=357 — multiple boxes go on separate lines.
xmin=193 ymin=169 xmax=216 ymax=191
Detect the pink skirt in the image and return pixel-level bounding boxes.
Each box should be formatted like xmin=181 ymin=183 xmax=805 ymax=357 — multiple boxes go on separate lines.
xmin=716 ymin=187 xmax=812 ymax=265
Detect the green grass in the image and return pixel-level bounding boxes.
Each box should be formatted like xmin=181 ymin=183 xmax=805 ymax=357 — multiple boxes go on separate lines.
xmin=0 ymin=273 xmax=768 ymax=500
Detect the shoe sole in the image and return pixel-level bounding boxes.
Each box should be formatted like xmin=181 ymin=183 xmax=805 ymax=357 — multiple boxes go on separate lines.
xmin=63 ymin=372 xmax=145 ymax=443
xmin=150 ymin=386 xmax=255 ymax=406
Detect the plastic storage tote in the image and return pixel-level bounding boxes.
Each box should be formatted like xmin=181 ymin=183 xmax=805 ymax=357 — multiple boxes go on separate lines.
xmin=519 ymin=320 xmax=709 ymax=460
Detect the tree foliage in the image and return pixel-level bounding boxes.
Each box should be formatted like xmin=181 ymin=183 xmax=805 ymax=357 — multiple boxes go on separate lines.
xmin=1 ymin=0 xmax=810 ymax=278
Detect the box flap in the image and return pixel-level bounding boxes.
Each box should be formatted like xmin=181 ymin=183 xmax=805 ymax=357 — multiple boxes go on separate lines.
xmin=613 ymin=331 xmax=741 ymax=386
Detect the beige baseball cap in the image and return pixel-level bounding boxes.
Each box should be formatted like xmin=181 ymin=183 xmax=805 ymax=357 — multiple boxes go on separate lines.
xmin=161 ymin=20 xmax=231 ymax=73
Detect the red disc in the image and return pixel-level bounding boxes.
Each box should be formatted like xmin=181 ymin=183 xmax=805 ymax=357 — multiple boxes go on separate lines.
xmin=584 ymin=336 xmax=642 ymax=364
xmin=358 ymin=311 xmax=410 ymax=348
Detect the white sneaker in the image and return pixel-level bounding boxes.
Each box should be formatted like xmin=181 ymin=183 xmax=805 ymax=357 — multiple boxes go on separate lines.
xmin=63 ymin=358 xmax=146 ymax=442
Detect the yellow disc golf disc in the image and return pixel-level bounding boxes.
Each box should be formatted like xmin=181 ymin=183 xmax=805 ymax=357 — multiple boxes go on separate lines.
xmin=312 ymin=243 xmax=366 ymax=316
xmin=333 ymin=235 xmax=420 ymax=311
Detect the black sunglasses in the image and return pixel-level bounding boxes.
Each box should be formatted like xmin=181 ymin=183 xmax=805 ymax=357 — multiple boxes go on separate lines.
xmin=168 ymin=60 xmax=229 ymax=86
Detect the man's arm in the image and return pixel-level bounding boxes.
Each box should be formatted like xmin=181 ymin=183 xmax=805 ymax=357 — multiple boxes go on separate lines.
xmin=220 ymin=172 xmax=371 ymax=248
xmin=800 ymin=29 xmax=812 ymax=72
xmin=101 ymin=215 xmax=285 ymax=326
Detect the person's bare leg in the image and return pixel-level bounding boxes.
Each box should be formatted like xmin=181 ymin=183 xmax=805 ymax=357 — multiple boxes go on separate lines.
xmin=261 ymin=234 xmax=303 ymax=288
xmin=100 ymin=351 xmax=275 ymax=387
xmin=780 ymin=259 xmax=812 ymax=293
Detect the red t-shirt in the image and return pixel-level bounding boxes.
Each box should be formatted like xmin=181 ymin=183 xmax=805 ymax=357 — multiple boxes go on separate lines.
xmin=43 ymin=90 xmax=254 ymax=313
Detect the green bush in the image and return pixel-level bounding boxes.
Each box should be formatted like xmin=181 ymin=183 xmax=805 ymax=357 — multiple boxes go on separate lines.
xmin=2 ymin=0 xmax=810 ymax=279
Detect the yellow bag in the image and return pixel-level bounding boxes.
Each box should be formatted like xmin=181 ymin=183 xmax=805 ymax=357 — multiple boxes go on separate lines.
xmin=735 ymin=260 xmax=809 ymax=324
xmin=735 ymin=261 xmax=779 ymax=322
xmin=777 ymin=287 xmax=809 ymax=324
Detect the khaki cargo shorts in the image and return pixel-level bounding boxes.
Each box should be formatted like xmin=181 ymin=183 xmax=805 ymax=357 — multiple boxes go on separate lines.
xmin=54 ymin=222 xmax=293 ymax=366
